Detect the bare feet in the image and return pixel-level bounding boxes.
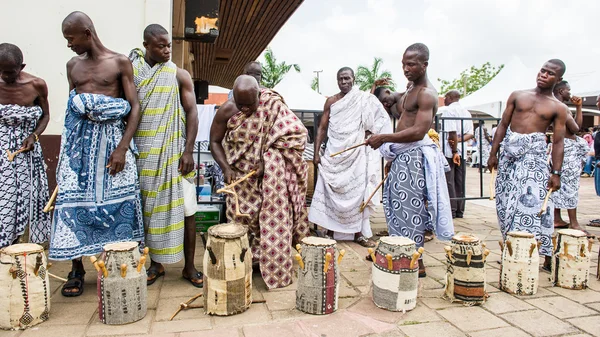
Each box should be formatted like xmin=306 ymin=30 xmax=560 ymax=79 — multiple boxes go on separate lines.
xmin=541 ymin=256 xmax=551 ymax=272
xmin=554 ymin=219 xmax=569 ymax=229
xmin=182 ymin=267 xmax=204 ymax=288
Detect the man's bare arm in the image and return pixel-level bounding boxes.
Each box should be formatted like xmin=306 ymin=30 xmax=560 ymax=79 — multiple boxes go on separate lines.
xmin=177 ymin=69 xmax=199 ymax=175
xmin=490 ymin=91 xmax=517 ymax=157
xmin=551 ymin=105 xmax=568 ymax=172
xmin=210 ymin=102 xmax=236 ymax=183
xmin=313 ymin=97 xmax=332 ymax=165
xmin=384 ymin=88 xmax=436 ymax=143
xmin=66 ymin=59 xmax=76 ymax=91
xmin=566 ymin=98 xmax=583 ymax=134
xmin=22 ymin=79 xmax=50 ymax=151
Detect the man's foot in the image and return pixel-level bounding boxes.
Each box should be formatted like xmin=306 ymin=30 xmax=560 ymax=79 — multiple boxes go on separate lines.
xmin=147 ymin=264 xmax=165 ymax=286
xmin=182 ymin=270 xmax=204 ymax=288
xmin=354 ymin=235 xmax=376 ymax=248
xmin=424 ymin=230 xmax=434 ymax=242
xmin=61 ymin=270 xmax=85 ymax=297
xmin=455 ymin=213 xmax=464 ymax=219
xmin=418 ymin=260 xmax=426 ymax=278
xmin=542 ymin=256 xmax=551 ymax=273
xmin=554 ymin=219 xmax=569 ymax=229
xmin=376 ymin=230 xmax=389 ymax=237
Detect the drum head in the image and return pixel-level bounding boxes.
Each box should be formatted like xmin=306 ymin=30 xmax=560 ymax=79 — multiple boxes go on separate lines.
xmin=452 ymin=233 xmax=480 ymax=243
xmin=302 ymin=236 xmax=336 ymax=246
xmin=557 ymin=229 xmax=587 ymax=238
xmin=380 ymin=236 xmax=415 ymax=246
xmin=104 ymin=241 xmax=138 ymax=252
xmin=1 ymin=243 xmax=44 ymax=255
xmin=208 ymin=223 xmax=247 ymax=239
xmin=507 ymin=231 xmax=534 ymax=239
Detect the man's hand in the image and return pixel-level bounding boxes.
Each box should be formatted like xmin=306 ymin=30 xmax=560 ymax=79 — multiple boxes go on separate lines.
xmin=365 ymin=130 xmax=372 ymax=139
xmin=366 ymin=134 xmax=387 ymax=150
xmin=223 ymin=168 xmax=236 ymax=185
xmin=178 ymin=151 xmax=195 ymax=176
xmin=107 ymin=147 xmax=127 ymax=176
xmin=313 ymin=154 xmax=321 ymax=166
xmin=487 ymin=154 xmax=498 ymax=171
xmin=374 ymin=78 xmax=391 ymax=87
xmin=21 ymin=135 xmax=36 ymax=152
xmin=548 ymin=174 xmax=561 ymax=191
xmin=255 ymin=161 xmax=265 ymax=180
xmin=452 ymin=153 xmax=461 ymax=166
xmin=570 ymin=96 xmax=583 ymax=106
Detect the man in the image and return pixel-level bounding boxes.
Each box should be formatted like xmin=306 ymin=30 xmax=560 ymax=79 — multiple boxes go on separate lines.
xmin=308 ymin=67 xmax=392 ymax=247
xmin=441 ymin=90 xmax=474 ymax=218
xmin=488 ymin=59 xmax=568 ymax=271
xmin=366 ymin=43 xmax=454 ymax=276
xmin=210 ymin=75 xmax=309 ymax=289
xmin=49 ymin=12 xmax=144 ymax=296
xmin=0 ymin=43 xmax=50 ymax=248
xmin=129 ymin=24 xmax=202 ymax=287
xmin=589 ymin=95 xmax=600 ymax=227
xmin=551 ymin=80 xmax=588 ymax=232
xmin=228 ymin=61 xmax=263 ymax=99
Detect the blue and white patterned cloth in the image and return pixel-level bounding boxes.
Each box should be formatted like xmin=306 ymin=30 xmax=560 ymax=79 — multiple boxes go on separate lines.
xmin=380 ymin=136 xmax=454 ymax=247
xmin=49 ymin=90 xmax=144 ymax=260
xmin=495 ymin=128 xmax=553 ymax=256
xmin=551 ymin=136 xmax=588 ymax=209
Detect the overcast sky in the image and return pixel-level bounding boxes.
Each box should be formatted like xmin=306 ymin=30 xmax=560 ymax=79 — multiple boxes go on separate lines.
xmin=263 ymin=0 xmax=600 ymax=97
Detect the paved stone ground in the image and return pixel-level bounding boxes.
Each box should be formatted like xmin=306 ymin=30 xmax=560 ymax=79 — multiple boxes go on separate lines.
xmin=2 ymin=167 xmax=600 ymax=337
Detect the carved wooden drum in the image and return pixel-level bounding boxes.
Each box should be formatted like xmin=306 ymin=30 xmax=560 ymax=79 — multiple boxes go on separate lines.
xmin=551 ymin=229 xmax=593 ymax=290
xmin=0 ymin=243 xmax=50 ymax=330
xmin=499 ymin=231 xmax=539 ymax=295
xmin=203 ymin=223 xmax=252 ymax=316
xmin=443 ymin=234 xmax=489 ymax=305
xmin=369 ymin=236 xmax=423 ymax=312
xmin=97 ymin=242 xmax=148 ymax=325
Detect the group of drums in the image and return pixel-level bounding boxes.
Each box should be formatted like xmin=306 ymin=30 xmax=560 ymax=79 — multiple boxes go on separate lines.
xmin=0 ymin=224 xmax=598 ymax=330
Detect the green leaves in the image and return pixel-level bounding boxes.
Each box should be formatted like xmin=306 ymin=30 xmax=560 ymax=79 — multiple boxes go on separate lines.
xmin=260 ymin=47 xmax=301 ymax=88
xmin=355 ymin=57 xmax=396 ymax=92
xmin=438 ymin=62 xmax=504 ymax=97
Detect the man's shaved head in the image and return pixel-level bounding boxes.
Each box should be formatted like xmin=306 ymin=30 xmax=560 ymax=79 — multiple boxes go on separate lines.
xmin=405 ymin=43 xmax=429 ymax=62
xmin=144 ymin=24 xmax=169 ymax=42
xmin=62 ymin=11 xmax=96 ymax=33
xmin=233 ymin=75 xmax=260 ymax=115
xmin=0 ymin=43 xmax=23 ymax=66
xmin=233 ymin=75 xmax=259 ymax=93
xmin=548 ymin=59 xmax=566 ymax=78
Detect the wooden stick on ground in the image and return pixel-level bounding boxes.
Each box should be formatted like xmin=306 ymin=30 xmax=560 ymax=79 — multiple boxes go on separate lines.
xmin=489 ymin=168 xmax=496 ymax=200
xmin=43 ymin=186 xmax=59 ymax=213
xmin=538 ymin=189 xmax=553 ymax=216
xmin=359 ymin=173 xmax=389 ymax=212
xmin=329 ymin=142 xmax=367 ymax=158
xmin=169 ymin=293 xmax=266 ymax=320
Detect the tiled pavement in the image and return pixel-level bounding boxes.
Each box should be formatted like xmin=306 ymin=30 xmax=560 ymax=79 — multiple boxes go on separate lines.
xmin=2 ymin=167 xmax=600 ymax=337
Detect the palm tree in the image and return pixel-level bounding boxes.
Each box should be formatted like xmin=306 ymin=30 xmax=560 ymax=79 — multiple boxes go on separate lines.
xmin=355 ymin=57 xmax=395 ymax=92
xmin=311 ymin=76 xmax=318 ymax=92
xmin=260 ymin=47 xmax=301 ymax=88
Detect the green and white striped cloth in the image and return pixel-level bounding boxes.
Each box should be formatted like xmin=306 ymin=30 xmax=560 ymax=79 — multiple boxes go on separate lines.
xmin=129 ymin=48 xmax=193 ymax=264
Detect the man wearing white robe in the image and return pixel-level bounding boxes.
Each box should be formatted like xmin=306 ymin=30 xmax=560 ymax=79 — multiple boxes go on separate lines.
xmin=309 ymin=67 xmax=392 ymax=246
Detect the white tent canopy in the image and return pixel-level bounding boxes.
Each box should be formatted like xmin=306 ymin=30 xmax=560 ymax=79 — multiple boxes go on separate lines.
xmin=274 ymin=71 xmax=326 ymax=111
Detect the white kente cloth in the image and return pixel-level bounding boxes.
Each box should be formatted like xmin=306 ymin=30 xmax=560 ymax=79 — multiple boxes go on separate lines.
xmin=0 ymin=104 xmax=50 ymax=248
xmin=309 ymin=87 xmax=392 ymax=237
xmin=495 ymin=128 xmax=553 ymax=257
xmin=552 ymin=136 xmax=588 ymax=209
xmin=380 ymin=136 xmax=454 ymax=247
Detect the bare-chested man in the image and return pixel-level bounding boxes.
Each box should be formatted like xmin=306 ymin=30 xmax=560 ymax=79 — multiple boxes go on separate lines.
xmin=550 ymin=81 xmax=588 ymax=233
xmin=367 ymin=43 xmax=454 ymax=277
xmin=309 ymin=67 xmax=392 ymax=247
xmin=0 ymin=43 xmax=51 ymax=248
xmin=488 ymin=59 xmax=568 ymax=271
xmin=49 ymin=11 xmax=144 ymax=297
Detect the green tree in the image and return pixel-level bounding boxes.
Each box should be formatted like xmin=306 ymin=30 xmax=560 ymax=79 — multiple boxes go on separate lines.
xmin=438 ymin=62 xmax=504 ymax=96
xmin=311 ymin=76 xmax=318 ymax=92
xmin=260 ymin=47 xmax=301 ymax=88
xmin=355 ymin=57 xmax=395 ymax=91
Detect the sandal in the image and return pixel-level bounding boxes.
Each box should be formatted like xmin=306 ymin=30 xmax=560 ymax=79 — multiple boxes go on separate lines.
xmin=424 ymin=230 xmax=434 ymax=242
xmin=354 ymin=235 xmax=376 ymax=248
xmin=183 ymin=271 xmax=204 ymax=288
xmin=375 ymin=230 xmax=389 ymax=237
xmin=589 ymin=219 xmax=600 ymax=227
xmin=147 ymin=268 xmax=165 ymax=286
xmin=61 ymin=270 xmax=85 ymax=297
xmin=554 ymin=223 xmax=569 ymax=229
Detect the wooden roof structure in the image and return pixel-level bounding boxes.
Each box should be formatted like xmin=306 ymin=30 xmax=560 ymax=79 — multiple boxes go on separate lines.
xmin=173 ymin=0 xmax=303 ymax=88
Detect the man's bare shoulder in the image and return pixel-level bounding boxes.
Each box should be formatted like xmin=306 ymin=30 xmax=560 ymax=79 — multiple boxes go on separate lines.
xmin=176 ymin=67 xmax=193 ymax=84
xmin=215 ymin=100 xmax=238 ymax=120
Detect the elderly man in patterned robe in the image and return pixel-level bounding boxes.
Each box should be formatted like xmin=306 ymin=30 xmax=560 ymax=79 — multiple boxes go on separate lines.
xmin=210 ymin=75 xmax=309 ymax=289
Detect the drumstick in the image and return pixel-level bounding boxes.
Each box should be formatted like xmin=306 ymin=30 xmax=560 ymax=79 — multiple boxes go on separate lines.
xmin=409 ymin=247 xmax=424 ymax=269
xmin=169 ymin=293 xmax=203 ymax=321
xmin=137 ymin=255 xmax=147 ymax=273
xmin=295 ymin=244 xmax=302 ymax=254
xmin=216 ymin=170 xmax=257 ymax=193
xmin=367 ymin=248 xmax=376 ymax=263
xmin=538 ymin=189 xmax=553 ymax=216
xmin=329 ymin=142 xmax=367 ymax=158
xmin=359 ymin=173 xmax=389 ymax=213
xmin=506 ymin=240 xmax=513 ymax=257
xmin=323 ymin=252 xmax=332 ymax=273
xmin=6 ymin=148 xmax=26 ymax=162
xmin=218 ymin=188 xmax=251 ymax=219
xmin=48 ymin=272 xmax=68 ymax=282
xmin=295 ymin=254 xmax=305 ymax=270
xmin=43 ymin=186 xmax=59 ymax=213
xmin=482 ymin=249 xmax=490 ymax=262
xmin=337 ymin=249 xmax=346 ymax=264
xmin=529 ymin=242 xmax=537 ymax=258
xmin=489 ymin=168 xmax=496 ymax=200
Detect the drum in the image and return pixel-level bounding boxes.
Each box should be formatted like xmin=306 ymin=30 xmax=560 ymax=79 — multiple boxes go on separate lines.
xmin=550 ymin=229 xmax=593 ymax=290
xmin=0 ymin=244 xmax=50 ymax=330
xmin=369 ymin=237 xmax=423 ymax=312
xmin=443 ymin=234 xmax=489 ymax=305
xmin=97 ymin=242 xmax=148 ymax=325
xmin=295 ymin=237 xmax=345 ymax=315
xmin=499 ymin=231 xmax=539 ymax=295
xmin=203 ymin=223 xmax=252 ymax=316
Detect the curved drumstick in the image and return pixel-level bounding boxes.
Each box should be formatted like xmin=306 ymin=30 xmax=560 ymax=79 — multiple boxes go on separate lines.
xmin=489 ymin=168 xmax=496 ymax=200
xmin=6 ymin=148 xmax=26 ymax=162
xmin=538 ymin=189 xmax=553 ymax=216
xmin=409 ymin=247 xmax=424 ymax=269
xmin=295 ymin=254 xmax=305 ymax=270
xmin=337 ymin=249 xmax=346 ymax=265
xmin=90 ymin=256 xmax=101 ymax=272
xmin=367 ymin=248 xmax=376 ymax=262
xmin=359 ymin=173 xmax=389 ymax=212
xmin=218 ymin=188 xmax=251 ymax=218
xmin=216 ymin=170 xmax=257 ymax=193
xmin=329 ymin=142 xmax=367 ymax=157
xmin=43 ymin=186 xmax=59 ymax=213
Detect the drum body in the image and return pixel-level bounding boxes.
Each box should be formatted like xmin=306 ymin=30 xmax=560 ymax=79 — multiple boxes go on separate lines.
xmin=296 ymin=237 xmax=339 ymax=315
xmin=0 ymin=244 xmax=50 ymax=330
xmin=372 ymin=237 xmax=419 ymax=311
xmin=500 ymin=231 xmax=539 ymax=295
xmin=98 ymin=242 xmax=147 ymax=325
xmin=551 ymin=229 xmax=590 ymax=290
xmin=444 ymin=234 xmax=487 ymax=305
xmin=203 ymin=223 xmax=252 ymax=316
